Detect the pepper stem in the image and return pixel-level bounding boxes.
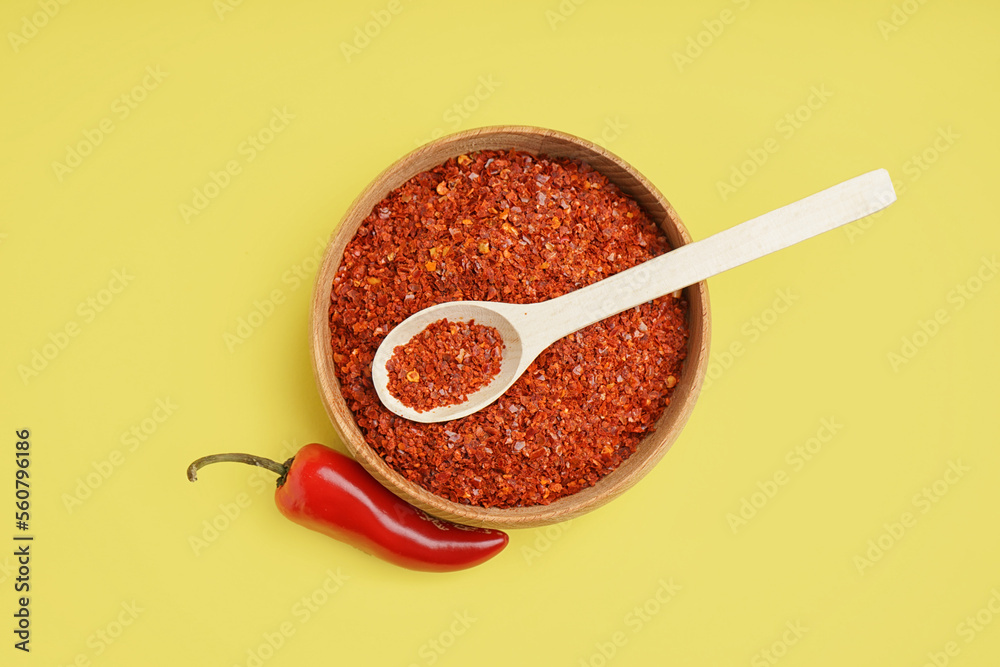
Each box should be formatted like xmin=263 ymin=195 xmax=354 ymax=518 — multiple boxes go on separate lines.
xmin=187 ymin=453 xmax=289 ymax=484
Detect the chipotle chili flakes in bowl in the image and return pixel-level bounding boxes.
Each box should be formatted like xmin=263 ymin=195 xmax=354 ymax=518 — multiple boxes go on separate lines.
xmin=386 ymin=318 xmax=505 ymax=412
xmin=329 ymin=149 xmax=688 ymax=509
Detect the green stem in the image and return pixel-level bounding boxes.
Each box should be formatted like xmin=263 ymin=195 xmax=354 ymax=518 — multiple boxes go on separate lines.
xmin=186 ymin=453 xmax=290 ymax=485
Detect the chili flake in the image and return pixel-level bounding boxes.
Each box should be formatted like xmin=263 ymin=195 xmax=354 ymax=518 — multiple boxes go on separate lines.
xmin=329 ymin=149 xmax=689 ymax=508
xmin=386 ymin=318 xmax=505 ymax=412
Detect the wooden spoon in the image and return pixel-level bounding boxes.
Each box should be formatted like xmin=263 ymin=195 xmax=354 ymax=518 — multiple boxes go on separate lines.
xmin=372 ymin=169 xmax=896 ymax=423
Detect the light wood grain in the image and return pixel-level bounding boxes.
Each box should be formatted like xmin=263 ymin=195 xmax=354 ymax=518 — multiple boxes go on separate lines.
xmin=309 ymin=126 xmax=711 ymax=528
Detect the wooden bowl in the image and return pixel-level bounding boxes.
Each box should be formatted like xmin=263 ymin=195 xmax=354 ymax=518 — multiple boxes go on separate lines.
xmin=310 ymin=126 xmax=710 ymax=528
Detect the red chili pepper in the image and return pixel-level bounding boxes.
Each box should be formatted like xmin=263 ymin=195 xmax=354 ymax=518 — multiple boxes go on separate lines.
xmin=186 ymin=443 xmax=507 ymax=572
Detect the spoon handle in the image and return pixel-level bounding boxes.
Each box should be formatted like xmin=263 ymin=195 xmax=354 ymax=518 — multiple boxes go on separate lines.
xmin=526 ymin=169 xmax=896 ymax=347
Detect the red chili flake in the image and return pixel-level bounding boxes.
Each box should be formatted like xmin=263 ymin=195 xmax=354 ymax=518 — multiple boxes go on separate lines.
xmin=386 ymin=318 xmax=504 ymax=412
xmin=329 ymin=149 xmax=689 ymax=509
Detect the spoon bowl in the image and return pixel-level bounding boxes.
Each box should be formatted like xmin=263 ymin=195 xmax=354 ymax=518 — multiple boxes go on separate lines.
xmin=372 ymin=300 xmax=531 ymax=423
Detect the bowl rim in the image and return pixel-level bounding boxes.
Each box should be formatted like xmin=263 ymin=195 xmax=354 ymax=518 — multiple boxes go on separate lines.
xmin=309 ymin=125 xmax=711 ymax=528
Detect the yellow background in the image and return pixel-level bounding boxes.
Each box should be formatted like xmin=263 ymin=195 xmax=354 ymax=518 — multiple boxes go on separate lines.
xmin=2 ymin=1 xmax=998 ymax=665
